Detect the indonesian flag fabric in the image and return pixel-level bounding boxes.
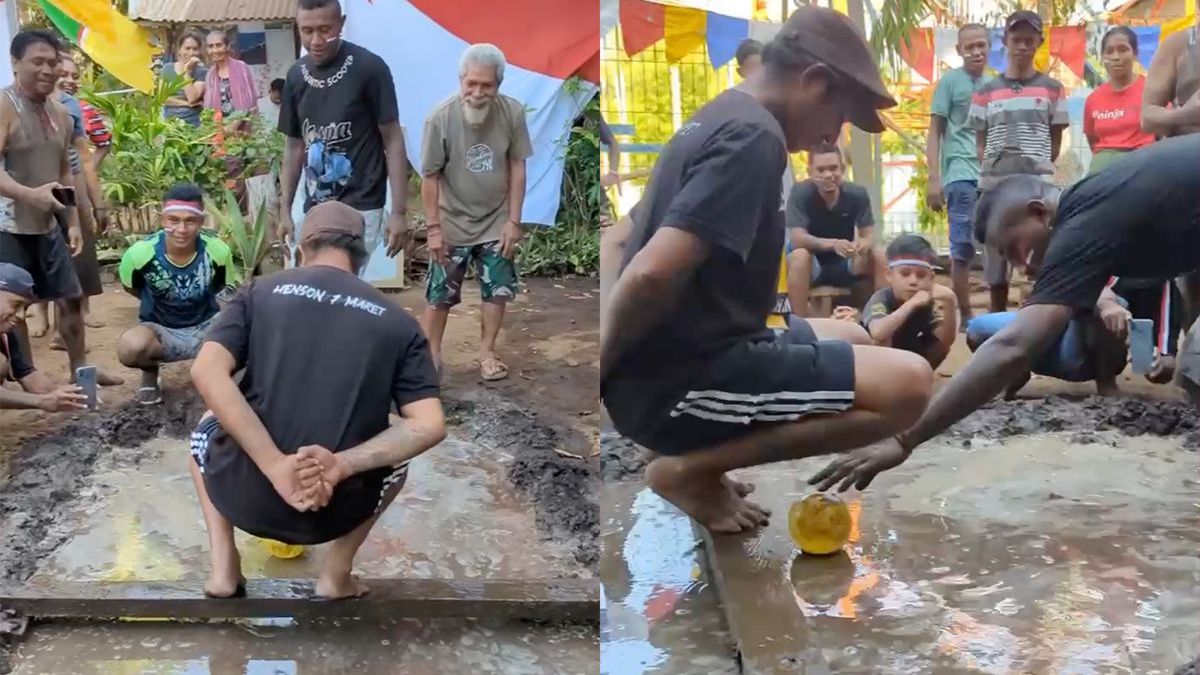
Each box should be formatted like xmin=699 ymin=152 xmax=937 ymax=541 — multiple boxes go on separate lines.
xmin=342 ymin=0 xmax=598 ymax=231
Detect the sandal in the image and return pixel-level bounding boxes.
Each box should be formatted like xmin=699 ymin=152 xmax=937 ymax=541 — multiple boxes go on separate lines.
xmin=478 ymin=355 xmax=509 ymax=382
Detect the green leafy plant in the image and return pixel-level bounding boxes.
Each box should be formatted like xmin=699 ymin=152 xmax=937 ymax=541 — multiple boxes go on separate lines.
xmin=206 ymin=188 xmax=277 ymax=283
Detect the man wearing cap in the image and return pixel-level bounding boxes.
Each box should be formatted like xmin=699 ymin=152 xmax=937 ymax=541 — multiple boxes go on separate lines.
xmin=117 ymin=184 xmax=235 ymax=405
xmin=970 ymin=11 xmax=1069 ymax=314
xmin=0 ymin=262 xmax=88 ymax=411
xmin=601 ymin=7 xmax=932 ymax=534
xmin=188 ymin=200 xmax=445 ymax=599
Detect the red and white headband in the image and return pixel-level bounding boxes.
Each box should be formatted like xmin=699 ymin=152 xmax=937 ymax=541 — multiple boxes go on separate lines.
xmin=888 ymin=258 xmax=934 ymax=270
xmin=163 ymin=200 xmax=205 ymax=216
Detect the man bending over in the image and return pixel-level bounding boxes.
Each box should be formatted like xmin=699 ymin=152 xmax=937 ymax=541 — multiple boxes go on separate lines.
xmin=812 ymin=135 xmax=1200 ymax=492
xmin=602 ymin=8 xmax=932 ymax=534
xmin=118 ymin=184 xmax=234 ymax=405
xmin=189 ymin=201 xmax=445 ymax=599
xmin=0 ymin=262 xmax=86 ymax=411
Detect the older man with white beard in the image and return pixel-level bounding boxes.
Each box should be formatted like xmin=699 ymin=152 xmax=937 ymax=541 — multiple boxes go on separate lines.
xmin=420 ymin=44 xmax=532 ymax=381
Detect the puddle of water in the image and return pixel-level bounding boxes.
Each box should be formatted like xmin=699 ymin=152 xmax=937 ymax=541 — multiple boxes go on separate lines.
xmin=708 ymin=431 xmax=1200 ymax=674
xmin=600 ymin=482 xmax=737 ymax=675
xmin=28 ymin=435 xmax=584 ymax=586
xmin=12 ymin=618 xmax=598 ymax=674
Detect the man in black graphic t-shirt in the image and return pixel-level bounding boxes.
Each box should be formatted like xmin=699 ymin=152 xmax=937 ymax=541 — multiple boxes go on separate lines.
xmin=189 ymin=201 xmax=445 ymax=600
xmin=278 ymin=0 xmax=410 ymax=275
xmin=812 ymin=135 xmax=1200 ymax=493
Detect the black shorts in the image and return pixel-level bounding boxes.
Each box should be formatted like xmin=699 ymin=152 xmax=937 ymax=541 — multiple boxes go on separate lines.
xmin=190 ymin=416 xmax=409 ymax=545
xmin=607 ymin=317 xmax=856 ymax=456
xmin=0 ymin=227 xmax=82 ymax=300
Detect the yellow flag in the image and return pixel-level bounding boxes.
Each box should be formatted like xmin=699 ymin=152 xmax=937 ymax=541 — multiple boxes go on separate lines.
xmin=664 ymin=6 xmax=707 ymax=62
xmin=1034 ymin=35 xmax=1051 ymax=73
xmin=40 ymin=0 xmax=156 ymax=93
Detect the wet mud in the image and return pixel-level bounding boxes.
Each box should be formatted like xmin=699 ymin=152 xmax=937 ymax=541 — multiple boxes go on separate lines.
xmin=601 ymin=396 xmax=1199 ymax=484
xmin=0 ymin=393 xmax=205 ymax=583
xmin=448 ymin=391 xmax=599 ymax=571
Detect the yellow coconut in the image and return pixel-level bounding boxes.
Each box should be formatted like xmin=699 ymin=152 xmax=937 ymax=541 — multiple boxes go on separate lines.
xmin=262 ymin=538 xmax=305 ymax=559
xmin=788 ymin=493 xmax=851 ymax=555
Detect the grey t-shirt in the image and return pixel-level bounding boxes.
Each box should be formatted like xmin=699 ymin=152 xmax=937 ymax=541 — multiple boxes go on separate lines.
xmin=420 ymin=93 xmax=533 ymax=246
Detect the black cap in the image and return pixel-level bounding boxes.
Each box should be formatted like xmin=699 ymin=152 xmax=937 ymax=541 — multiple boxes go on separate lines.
xmin=767 ymin=7 xmax=897 ymax=133
xmin=1005 ymin=10 xmax=1044 ymax=34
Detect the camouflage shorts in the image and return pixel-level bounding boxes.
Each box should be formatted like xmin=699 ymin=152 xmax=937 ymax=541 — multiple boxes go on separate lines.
xmin=426 ymin=240 xmax=519 ymax=307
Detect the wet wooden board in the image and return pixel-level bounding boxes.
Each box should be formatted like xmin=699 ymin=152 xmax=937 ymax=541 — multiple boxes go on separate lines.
xmin=0 ymin=578 xmax=596 ymax=623
xmin=695 ymin=469 xmax=833 ymax=674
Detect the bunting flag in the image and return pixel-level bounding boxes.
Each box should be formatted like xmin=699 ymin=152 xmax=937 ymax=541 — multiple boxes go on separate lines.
xmin=664 ymin=5 xmax=706 ymax=62
xmin=706 ymin=11 xmax=748 ymax=70
xmin=37 ymin=0 xmax=155 ymax=93
xmin=330 ymin=0 xmax=596 ymax=281
xmin=1049 ymin=25 xmax=1087 ymax=78
xmin=620 ymin=0 xmax=665 ymax=57
xmin=1133 ymin=25 xmax=1162 ymax=71
xmin=898 ymin=28 xmax=935 ymax=82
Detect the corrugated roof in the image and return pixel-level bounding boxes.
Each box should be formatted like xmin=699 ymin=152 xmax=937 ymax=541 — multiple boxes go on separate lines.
xmin=130 ymin=0 xmax=295 ymax=23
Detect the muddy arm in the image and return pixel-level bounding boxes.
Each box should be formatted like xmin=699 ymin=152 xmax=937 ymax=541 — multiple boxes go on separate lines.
xmin=897 ymin=304 xmax=1073 ymax=451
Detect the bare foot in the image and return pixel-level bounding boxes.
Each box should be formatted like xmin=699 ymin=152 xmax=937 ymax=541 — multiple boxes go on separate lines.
xmin=722 ymin=474 xmax=755 ymax=497
xmin=27 ymin=312 xmax=48 ymax=338
xmin=316 ymin=571 xmax=370 ymax=599
xmin=1096 ymin=380 xmax=1120 ymax=397
xmin=84 ymin=316 xmax=105 ymax=329
xmin=98 ymin=371 xmax=125 ymax=387
xmin=49 ymin=336 xmax=90 ymax=353
xmin=646 ymin=456 xmax=771 ymax=534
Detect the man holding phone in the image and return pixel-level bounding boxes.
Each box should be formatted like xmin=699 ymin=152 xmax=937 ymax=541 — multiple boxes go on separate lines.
xmin=0 ymin=263 xmax=88 ymax=411
xmin=0 ymin=30 xmax=119 ymax=387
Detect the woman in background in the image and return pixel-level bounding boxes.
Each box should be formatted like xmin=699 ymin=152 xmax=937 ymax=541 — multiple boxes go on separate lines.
xmin=203 ymin=29 xmax=257 ymax=118
xmin=1084 ymin=26 xmax=1182 ymax=386
xmin=162 ymin=31 xmax=207 ymax=127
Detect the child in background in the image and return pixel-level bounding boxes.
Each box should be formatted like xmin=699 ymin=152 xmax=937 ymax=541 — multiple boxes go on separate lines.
xmin=861 ymin=234 xmax=958 ymax=367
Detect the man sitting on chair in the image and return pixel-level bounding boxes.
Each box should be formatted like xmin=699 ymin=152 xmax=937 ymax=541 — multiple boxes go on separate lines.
xmin=117 ymin=184 xmax=235 ymax=404
xmin=785 ymin=142 xmax=885 ymax=316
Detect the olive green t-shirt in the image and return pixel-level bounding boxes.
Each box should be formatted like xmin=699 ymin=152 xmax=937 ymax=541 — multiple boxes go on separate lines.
xmin=420 ymin=93 xmax=533 ymax=246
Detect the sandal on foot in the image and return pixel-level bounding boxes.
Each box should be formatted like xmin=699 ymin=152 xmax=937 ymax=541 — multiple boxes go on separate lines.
xmin=137 ymin=386 xmax=163 ymax=405
xmin=479 ymin=356 xmax=509 ymax=381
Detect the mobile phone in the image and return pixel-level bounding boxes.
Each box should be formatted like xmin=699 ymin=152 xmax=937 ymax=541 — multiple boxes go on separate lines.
xmin=1130 ymin=319 xmax=1155 ymax=374
xmin=52 ymin=186 xmax=76 ymax=208
xmin=75 ymin=365 xmax=98 ymax=410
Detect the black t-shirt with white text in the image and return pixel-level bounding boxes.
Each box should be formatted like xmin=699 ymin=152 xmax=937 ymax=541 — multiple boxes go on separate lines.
xmin=602 ymin=89 xmax=788 ymax=426
xmin=200 ymin=265 xmax=439 ymax=544
xmin=279 ymin=41 xmax=400 ymax=212
xmin=1026 ymin=134 xmax=1200 ymax=312
xmin=786 ymin=181 xmax=875 ymax=266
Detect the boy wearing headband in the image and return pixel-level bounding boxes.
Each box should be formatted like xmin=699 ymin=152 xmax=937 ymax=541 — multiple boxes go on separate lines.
xmin=117 ymin=184 xmax=234 ymax=404
xmin=861 ymin=234 xmax=958 ymax=367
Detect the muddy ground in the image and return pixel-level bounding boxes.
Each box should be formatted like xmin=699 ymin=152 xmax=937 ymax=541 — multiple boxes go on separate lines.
xmin=0 ymin=277 xmax=599 ymax=579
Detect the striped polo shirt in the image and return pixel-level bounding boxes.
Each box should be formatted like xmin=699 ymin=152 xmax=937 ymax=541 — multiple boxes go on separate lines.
xmin=968 ymin=73 xmax=1069 ymax=191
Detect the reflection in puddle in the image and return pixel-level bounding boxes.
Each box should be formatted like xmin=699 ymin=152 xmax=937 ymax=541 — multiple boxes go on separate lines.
xmin=601 ymin=484 xmax=736 ymax=675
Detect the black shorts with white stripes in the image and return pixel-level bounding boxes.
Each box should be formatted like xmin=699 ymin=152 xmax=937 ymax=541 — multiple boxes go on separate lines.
xmin=190 ymin=415 xmax=409 ymax=545
xmin=612 ymin=316 xmax=856 ymax=456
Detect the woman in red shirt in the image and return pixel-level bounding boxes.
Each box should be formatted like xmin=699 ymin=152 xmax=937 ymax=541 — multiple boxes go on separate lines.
xmin=1084 ymin=27 xmax=1157 ymax=174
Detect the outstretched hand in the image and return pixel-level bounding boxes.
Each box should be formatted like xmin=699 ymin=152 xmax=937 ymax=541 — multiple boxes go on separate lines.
xmin=807 ymin=438 xmax=910 ymax=493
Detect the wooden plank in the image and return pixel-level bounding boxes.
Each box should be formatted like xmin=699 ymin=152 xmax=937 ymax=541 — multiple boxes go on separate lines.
xmin=1 ymin=578 xmax=597 ymax=623
xmin=370 ymin=250 xmax=409 ymax=290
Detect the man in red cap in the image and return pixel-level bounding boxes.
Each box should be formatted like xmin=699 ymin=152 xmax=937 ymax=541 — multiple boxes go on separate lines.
xmin=189 ymin=200 xmax=445 ymax=599
xmin=601 ymin=7 xmax=929 ymax=534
